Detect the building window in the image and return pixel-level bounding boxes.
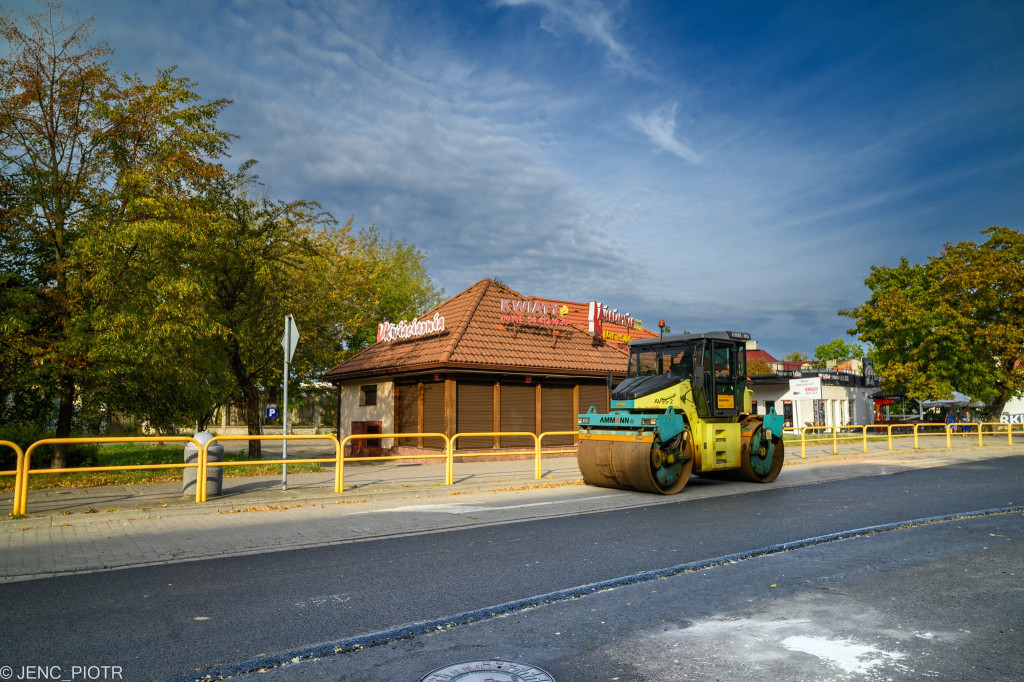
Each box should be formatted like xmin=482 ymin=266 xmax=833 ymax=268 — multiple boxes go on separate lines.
xmin=359 ymin=384 xmax=377 ymax=406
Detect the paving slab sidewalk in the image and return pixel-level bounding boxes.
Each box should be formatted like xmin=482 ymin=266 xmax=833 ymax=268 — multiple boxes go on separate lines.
xmin=1 ymin=438 xmax=1020 ymax=583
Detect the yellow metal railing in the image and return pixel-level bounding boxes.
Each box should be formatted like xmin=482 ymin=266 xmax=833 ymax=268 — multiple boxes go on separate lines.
xmin=337 ymin=433 xmax=451 ymax=491
xmin=447 ymin=431 xmax=578 ymax=482
xmin=798 ymin=425 xmax=831 ymax=458
xmin=2 ymin=440 xmax=25 ymax=515
xmin=451 ymin=432 xmax=540 ymax=480
xmin=944 ymin=422 xmax=1019 ymax=448
xmin=197 ymin=434 xmax=342 ymax=502
xmin=791 ymin=421 xmax=1023 ymax=459
xmin=10 ymin=423 xmax=1021 ymax=513
xmin=12 ymin=436 xmax=204 ymax=515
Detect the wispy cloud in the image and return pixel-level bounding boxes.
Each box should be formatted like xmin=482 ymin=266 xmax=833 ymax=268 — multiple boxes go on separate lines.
xmin=629 ymin=104 xmax=702 ymax=164
xmin=61 ymin=0 xmax=1024 ymax=356
xmin=495 ymin=0 xmax=641 ymax=75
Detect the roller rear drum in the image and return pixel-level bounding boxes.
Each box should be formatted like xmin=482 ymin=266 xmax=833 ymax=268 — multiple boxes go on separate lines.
xmin=578 ymin=434 xmax=693 ymax=495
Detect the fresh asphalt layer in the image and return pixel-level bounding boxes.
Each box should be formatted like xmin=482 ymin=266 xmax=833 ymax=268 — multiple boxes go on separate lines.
xmin=240 ymin=510 xmax=1023 ymax=682
xmin=1 ymin=437 xmax=1021 ymax=581
xmin=1 ymin=454 xmax=1020 ymax=681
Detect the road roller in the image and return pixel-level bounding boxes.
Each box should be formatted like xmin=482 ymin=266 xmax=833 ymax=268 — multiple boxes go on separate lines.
xmin=577 ymin=331 xmax=784 ymax=494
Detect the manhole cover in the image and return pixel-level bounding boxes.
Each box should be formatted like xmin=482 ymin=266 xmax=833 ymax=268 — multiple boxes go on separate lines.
xmin=420 ymin=660 xmax=555 ymax=681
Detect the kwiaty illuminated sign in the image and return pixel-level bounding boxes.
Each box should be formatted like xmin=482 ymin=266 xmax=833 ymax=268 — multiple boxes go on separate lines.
xmin=500 ymin=299 xmax=567 ymax=317
xmin=377 ymin=313 xmax=445 ymax=343
xmin=499 ymin=299 xmax=570 ymax=327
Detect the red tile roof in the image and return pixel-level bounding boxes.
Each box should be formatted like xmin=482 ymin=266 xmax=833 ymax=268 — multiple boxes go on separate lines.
xmin=324 ymin=279 xmax=655 ymax=381
xmin=747 ymin=349 xmax=778 ymax=364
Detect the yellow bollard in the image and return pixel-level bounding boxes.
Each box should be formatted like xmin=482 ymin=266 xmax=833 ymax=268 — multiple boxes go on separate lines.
xmin=18 ymin=441 xmax=42 ymax=515
xmin=446 ymin=438 xmax=454 ymax=486
xmin=6 ymin=441 xmax=26 ymax=516
xmin=198 ymin=440 xmax=208 ymax=503
xmin=336 ymin=436 xmax=347 ymax=493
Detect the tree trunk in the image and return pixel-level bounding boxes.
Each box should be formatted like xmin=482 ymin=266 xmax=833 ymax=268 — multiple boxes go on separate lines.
xmin=241 ymin=383 xmax=263 ymax=459
xmin=196 ymin=406 xmax=215 ymax=433
xmin=986 ymin=397 xmax=1008 ymax=424
xmin=52 ymin=374 xmax=76 ymax=469
xmin=227 ymin=346 xmax=263 ymax=459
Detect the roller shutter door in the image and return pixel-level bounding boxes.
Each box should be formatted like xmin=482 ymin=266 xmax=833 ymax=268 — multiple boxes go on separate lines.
xmin=396 ymin=383 xmax=419 ymax=446
xmin=422 ymin=382 xmax=445 ymax=449
xmin=579 ymin=384 xmax=608 ymax=414
xmin=500 ymin=384 xmax=535 ymax=447
xmin=541 ymin=384 xmax=574 ymax=445
xmin=457 ymin=382 xmax=494 ymax=449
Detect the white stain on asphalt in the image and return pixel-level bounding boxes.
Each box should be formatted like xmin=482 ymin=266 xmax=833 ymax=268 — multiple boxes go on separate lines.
xmin=782 ymin=634 xmax=906 ymax=674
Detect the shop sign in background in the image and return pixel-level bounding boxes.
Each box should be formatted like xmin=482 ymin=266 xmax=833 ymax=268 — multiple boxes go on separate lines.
xmin=789 ymin=377 xmax=822 ymax=400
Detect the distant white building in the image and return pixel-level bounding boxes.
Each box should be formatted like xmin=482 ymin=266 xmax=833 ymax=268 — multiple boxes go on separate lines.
xmin=1001 ymin=395 xmax=1024 ymax=424
xmin=749 ymin=372 xmax=876 ymax=428
xmin=745 ymin=341 xmax=877 ymax=428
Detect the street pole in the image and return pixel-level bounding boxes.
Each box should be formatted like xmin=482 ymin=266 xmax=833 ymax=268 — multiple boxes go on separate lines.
xmin=281 ymin=314 xmax=299 ymax=491
xmin=282 ymin=339 xmax=289 ymax=490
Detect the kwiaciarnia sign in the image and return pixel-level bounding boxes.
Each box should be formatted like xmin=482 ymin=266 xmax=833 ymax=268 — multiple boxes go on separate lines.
xmin=376 ymin=313 xmax=446 ymax=343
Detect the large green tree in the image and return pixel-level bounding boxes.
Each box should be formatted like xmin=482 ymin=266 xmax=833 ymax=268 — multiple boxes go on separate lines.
xmin=140 ymin=164 xmax=442 ymax=458
xmin=814 ymin=338 xmax=864 ymax=364
xmin=200 ymin=165 xmax=338 ymax=458
xmin=329 ymin=225 xmax=445 ymax=355
xmin=1 ymin=3 xmax=443 ymax=462
xmin=0 ymin=2 xmax=231 ymax=464
xmin=842 ymin=227 xmax=1024 ymax=420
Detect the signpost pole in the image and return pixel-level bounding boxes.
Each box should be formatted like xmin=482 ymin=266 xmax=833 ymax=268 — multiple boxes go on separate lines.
xmin=281 ymin=315 xmax=299 ymax=490
xmin=282 ymin=342 xmax=289 ymax=490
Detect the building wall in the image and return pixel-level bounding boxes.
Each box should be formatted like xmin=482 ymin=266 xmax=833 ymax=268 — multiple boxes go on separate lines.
xmin=335 ymin=374 xmax=611 ymax=454
xmin=1001 ymin=394 xmax=1024 ymax=423
xmin=750 ymin=383 xmax=875 ymax=427
xmin=338 ymin=379 xmax=395 ymax=448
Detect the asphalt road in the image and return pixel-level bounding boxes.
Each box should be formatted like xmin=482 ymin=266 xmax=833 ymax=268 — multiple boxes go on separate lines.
xmin=2 ymin=456 xmax=1021 ymax=681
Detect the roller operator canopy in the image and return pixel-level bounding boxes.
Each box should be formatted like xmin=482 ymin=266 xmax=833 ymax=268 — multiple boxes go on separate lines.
xmin=628 ymin=331 xmax=751 ymax=347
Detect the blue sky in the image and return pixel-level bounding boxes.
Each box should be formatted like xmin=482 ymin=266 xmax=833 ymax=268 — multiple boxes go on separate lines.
xmin=10 ymin=0 xmax=1024 ymax=357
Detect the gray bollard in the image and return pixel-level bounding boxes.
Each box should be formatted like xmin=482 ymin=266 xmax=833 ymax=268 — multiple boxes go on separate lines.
xmin=183 ymin=431 xmax=224 ymax=497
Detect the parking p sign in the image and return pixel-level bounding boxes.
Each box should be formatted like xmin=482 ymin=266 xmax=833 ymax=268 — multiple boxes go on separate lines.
xmin=266 ymin=404 xmax=278 ymax=419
